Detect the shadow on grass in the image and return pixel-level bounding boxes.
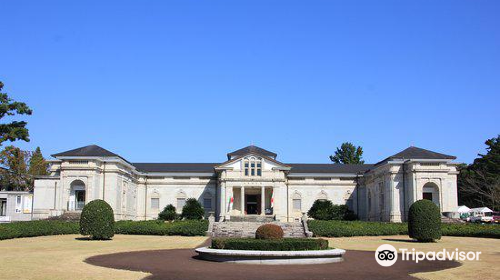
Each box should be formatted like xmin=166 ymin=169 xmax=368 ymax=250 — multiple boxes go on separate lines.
xmin=382 ymin=238 xmax=420 ymax=243
xmin=75 ymin=237 xmax=112 ymax=241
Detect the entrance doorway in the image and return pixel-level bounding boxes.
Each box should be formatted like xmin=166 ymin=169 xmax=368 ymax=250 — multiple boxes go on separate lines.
xmin=75 ymin=190 xmax=86 ymax=210
xmin=245 ymin=194 xmax=259 ymax=215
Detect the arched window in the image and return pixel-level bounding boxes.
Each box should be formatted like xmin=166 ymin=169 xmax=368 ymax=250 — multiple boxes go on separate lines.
xmin=292 ymin=191 xmax=302 ymax=211
xmin=422 ymin=182 xmax=440 ymax=208
xmin=70 ymin=180 xmax=85 ymax=211
xmin=244 ymin=157 xmax=262 ymax=176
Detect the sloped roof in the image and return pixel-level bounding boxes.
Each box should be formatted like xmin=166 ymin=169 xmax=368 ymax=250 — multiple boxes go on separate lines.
xmin=133 ymin=163 xmax=218 ymax=173
xmin=376 ymin=146 xmax=456 ymax=165
xmin=470 ymin=207 xmax=493 ymax=212
xmin=227 ymin=145 xmax=277 ymax=160
xmin=288 ymin=163 xmax=374 ymax=174
xmin=52 ymin=145 xmax=132 ymax=164
xmin=52 ymin=145 xmax=120 ymax=158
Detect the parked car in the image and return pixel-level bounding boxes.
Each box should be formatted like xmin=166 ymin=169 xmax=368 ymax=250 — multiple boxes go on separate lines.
xmin=492 ymin=212 xmax=500 ymax=224
xmin=469 ymin=207 xmax=494 ymax=223
xmin=470 ymin=212 xmax=494 ymax=223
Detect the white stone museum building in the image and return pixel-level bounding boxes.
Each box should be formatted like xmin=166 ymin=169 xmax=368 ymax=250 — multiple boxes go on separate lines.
xmin=33 ymin=145 xmax=459 ymax=222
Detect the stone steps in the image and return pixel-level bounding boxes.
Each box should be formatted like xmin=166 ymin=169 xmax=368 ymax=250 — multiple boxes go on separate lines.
xmin=212 ymin=221 xmax=306 ymax=238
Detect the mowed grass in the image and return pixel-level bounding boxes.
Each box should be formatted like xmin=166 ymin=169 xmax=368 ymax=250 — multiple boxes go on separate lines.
xmin=328 ymin=235 xmax=500 ymax=280
xmin=0 ymin=234 xmax=207 ymax=280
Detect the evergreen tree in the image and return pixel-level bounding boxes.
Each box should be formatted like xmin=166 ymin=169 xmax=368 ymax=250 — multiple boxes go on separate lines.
xmin=28 ymin=147 xmax=48 ymax=176
xmin=330 ymin=142 xmax=365 ymax=164
xmin=0 ymin=82 xmax=33 ymax=145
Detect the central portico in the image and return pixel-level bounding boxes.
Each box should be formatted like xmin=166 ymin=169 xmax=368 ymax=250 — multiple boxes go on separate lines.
xmin=215 ymin=145 xmax=290 ymax=221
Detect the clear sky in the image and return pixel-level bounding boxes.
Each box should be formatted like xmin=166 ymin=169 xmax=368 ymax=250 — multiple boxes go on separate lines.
xmin=1 ymin=0 xmax=499 ymax=164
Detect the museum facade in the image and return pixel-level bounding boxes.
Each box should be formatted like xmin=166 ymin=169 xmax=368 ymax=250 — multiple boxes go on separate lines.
xmin=33 ymin=145 xmax=459 ymax=222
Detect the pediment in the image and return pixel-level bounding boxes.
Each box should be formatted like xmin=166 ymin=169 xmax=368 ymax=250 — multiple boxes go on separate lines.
xmin=215 ymin=153 xmax=290 ymax=171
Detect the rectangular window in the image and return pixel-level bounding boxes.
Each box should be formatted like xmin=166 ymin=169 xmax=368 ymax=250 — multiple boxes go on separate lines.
xmin=257 ymin=163 xmax=262 ymax=176
xmin=177 ymin=198 xmax=186 ymax=209
xmin=293 ymin=199 xmax=301 ymax=211
xmin=151 ymin=198 xmax=159 ymax=210
xmin=244 ymin=163 xmax=249 ymax=176
xmin=203 ymin=198 xmax=212 ymax=209
xmin=0 ymin=199 xmax=7 ymax=216
xmin=15 ymin=196 xmax=22 ymax=213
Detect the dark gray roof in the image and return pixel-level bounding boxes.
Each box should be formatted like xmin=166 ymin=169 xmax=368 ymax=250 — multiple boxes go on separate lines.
xmin=51 ymin=145 xmax=133 ymax=164
xmin=133 ymin=163 xmax=218 ymax=173
xmin=375 ymin=146 xmax=456 ymax=165
xmin=227 ymin=145 xmax=277 ymax=160
xmin=52 ymin=145 xmax=119 ymax=158
xmin=288 ymin=163 xmax=374 ymax=174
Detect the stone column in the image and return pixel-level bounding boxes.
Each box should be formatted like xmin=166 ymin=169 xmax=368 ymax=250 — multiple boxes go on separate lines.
xmin=220 ymin=181 xmax=226 ymax=221
xmin=240 ymin=186 xmax=245 ymax=216
xmin=261 ymin=186 xmax=265 ymax=216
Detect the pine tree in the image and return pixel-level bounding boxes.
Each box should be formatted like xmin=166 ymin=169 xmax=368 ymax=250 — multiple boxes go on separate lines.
xmin=28 ymin=147 xmax=48 ymax=176
xmin=330 ymin=142 xmax=365 ymax=164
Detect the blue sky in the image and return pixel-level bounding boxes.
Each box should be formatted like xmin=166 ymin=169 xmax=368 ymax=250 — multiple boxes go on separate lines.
xmin=1 ymin=1 xmax=499 ymax=164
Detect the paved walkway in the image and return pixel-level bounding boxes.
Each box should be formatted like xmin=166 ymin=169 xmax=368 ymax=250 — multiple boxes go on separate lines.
xmin=85 ymin=246 xmax=460 ymax=280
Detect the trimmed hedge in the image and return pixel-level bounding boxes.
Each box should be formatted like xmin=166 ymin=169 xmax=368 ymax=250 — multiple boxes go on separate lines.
xmin=212 ymin=238 xmax=329 ymax=251
xmin=308 ymin=220 xmax=408 ymax=237
xmin=80 ymin=200 xmax=115 ymax=240
xmin=408 ymin=200 xmax=441 ymax=242
xmin=255 ymin=224 xmax=284 ymax=240
xmin=308 ymin=220 xmax=500 ymax=239
xmin=441 ymin=223 xmax=500 ymax=238
xmin=115 ymin=220 xmax=208 ymax=236
xmin=0 ymin=220 xmax=79 ymax=240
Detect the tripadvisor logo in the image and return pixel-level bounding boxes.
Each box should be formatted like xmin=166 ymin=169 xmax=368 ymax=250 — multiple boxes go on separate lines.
xmin=375 ymin=244 xmax=481 ymax=267
xmin=375 ymin=244 xmax=398 ymax=267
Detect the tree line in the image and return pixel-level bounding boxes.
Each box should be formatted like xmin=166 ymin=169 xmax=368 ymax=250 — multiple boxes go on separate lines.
xmin=0 ymin=81 xmax=48 ymax=191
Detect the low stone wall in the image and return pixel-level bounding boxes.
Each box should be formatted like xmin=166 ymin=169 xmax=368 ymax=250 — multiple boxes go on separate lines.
xmin=195 ymin=247 xmax=346 ymax=265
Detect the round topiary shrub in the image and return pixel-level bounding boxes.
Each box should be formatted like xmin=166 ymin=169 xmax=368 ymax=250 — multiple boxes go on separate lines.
xmin=181 ymin=198 xmax=205 ymax=220
xmin=255 ymin=224 xmax=284 ymax=240
xmin=79 ymin=199 xmax=115 ymax=240
xmin=307 ymin=200 xmax=334 ymax=220
xmin=158 ymin=204 xmax=177 ymax=221
xmin=408 ymin=199 xmax=442 ymax=242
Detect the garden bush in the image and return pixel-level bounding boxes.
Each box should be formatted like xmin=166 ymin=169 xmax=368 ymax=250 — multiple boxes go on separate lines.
xmin=331 ymin=205 xmax=358 ymax=221
xmin=181 ymin=198 xmax=205 ymax=220
xmin=408 ymin=200 xmax=441 ymax=242
xmin=158 ymin=204 xmax=177 ymax=221
xmin=211 ymin=238 xmax=329 ymax=251
xmin=308 ymin=200 xmax=335 ymax=220
xmin=255 ymin=224 xmax=284 ymax=240
xmin=114 ymin=220 xmax=208 ymax=236
xmin=0 ymin=220 xmax=79 ymax=240
xmin=79 ymin=199 xmax=115 ymax=240
xmin=307 ymin=200 xmax=357 ymax=221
